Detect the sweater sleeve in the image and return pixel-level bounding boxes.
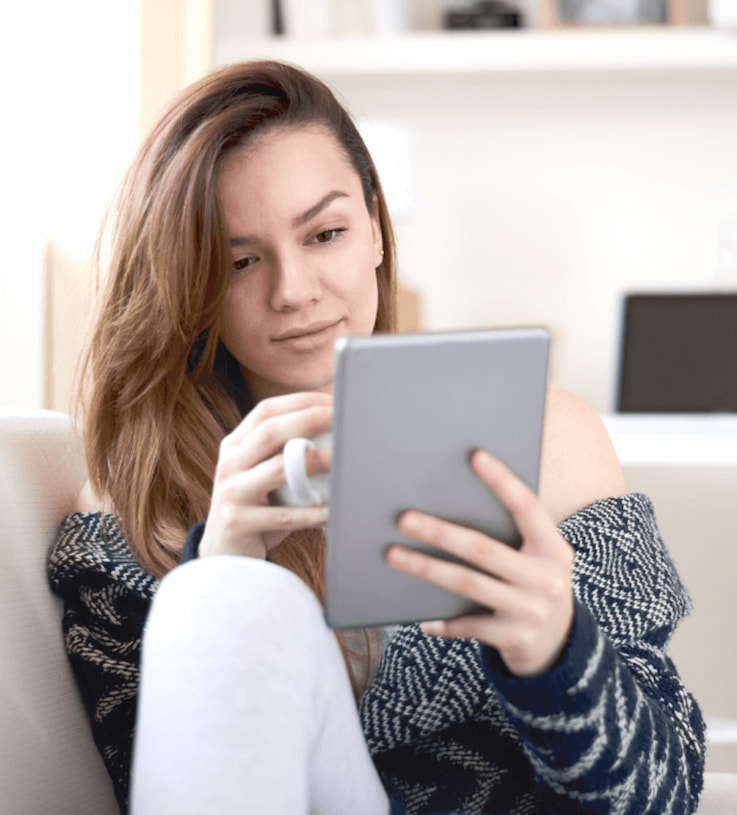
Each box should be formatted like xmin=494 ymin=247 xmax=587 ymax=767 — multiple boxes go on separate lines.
xmin=361 ymin=493 xmax=705 ymax=815
xmin=485 ymin=493 xmax=706 ymax=814
xmin=47 ymin=513 xmax=159 ymax=815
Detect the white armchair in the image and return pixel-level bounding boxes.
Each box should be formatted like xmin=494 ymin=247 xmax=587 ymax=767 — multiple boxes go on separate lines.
xmin=0 ymin=407 xmax=735 ymax=814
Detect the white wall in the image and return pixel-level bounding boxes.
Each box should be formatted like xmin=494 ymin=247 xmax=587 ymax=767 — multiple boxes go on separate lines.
xmin=0 ymin=1 xmax=140 ymax=408
xmin=327 ymin=69 xmax=737 ymax=413
xmin=5 ymin=11 xmax=735 ymax=414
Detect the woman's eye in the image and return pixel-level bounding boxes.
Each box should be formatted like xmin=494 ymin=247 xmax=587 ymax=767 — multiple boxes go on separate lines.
xmin=232 ymin=256 xmax=257 ymax=273
xmin=311 ymin=228 xmax=346 ymax=245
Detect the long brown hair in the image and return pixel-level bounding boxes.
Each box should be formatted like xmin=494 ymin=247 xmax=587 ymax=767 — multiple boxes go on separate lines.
xmin=79 ymin=61 xmax=397 ymax=594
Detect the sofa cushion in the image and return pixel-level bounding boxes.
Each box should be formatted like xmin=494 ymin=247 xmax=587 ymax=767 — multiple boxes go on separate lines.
xmin=0 ymin=408 xmax=118 ymax=815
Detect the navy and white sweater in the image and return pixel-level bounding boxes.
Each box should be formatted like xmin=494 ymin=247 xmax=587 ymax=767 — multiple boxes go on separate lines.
xmin=48 ymin=493 xmax=705 ymax=814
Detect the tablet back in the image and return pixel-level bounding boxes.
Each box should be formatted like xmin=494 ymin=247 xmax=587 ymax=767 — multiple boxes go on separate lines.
xmin=325 ymin=327 xmax=550 ymax=628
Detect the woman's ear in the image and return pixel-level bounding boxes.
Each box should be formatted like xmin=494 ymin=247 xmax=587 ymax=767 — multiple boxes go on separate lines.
xmin=370 ymin=196 xmax=384 ymax=267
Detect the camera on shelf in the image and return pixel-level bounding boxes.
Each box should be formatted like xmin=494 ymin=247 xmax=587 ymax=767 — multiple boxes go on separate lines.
xmin=442 ymin=1 xmax=524 ymax=30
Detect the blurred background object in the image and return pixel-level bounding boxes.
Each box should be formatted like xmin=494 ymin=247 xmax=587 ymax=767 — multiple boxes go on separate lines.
xmin=714 ymin=219 xmax=737 ymax=289
xmin=710 ymin=0 xmax=737 ymax=28
xmin=616 ymin=294 xmax=737 ymax=413
xmin=442 ymin=1 xmax=524 ymax=29
xmin=555 ymin=0 xmax=668 ymax=25
xmin=542 ymin=0 xmax=690 ymax=25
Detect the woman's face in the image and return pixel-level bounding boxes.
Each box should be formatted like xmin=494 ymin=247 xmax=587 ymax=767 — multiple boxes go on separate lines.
xmin=218 ymin=126 xmax=383 ymax=400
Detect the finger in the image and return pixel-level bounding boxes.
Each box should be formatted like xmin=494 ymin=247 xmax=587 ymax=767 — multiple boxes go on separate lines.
xmin=221 ymin=446 xmax=331 ymax=506
xmin=230 ymin=391 xmax=333 ymax=445
xmin=421 ymin=613 xmax=500 ymax=643
xmin=399 ymin=510 xmax=573 ymax=602
xmin=471 ymin=450 xmax=560 ymax=555
xmin=423 ymin=609 xmax=572 ymax=677
xmin=225 ymin=404 xmax=333 ymax=472
xmin=397 ymin=510 xmax=528 ymax=587
xmin=219 ymin=453 xmax=285 ymax=505
xmin=305 ymin=445 xmax=332 ymax=477
xmin=420 ymin=612 xmax=542 ymax=673
xmin=386 ymin=544 xmax=521 ymax=614
xmin=223 ymin=503 xmax=330 ymax=541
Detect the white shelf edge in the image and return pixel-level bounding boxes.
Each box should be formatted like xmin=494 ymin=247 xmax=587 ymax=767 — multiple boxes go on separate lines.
xmin=215 ymin=28 xmax=737 ymax=77
xmin=602 ymin=414 xmax=737 ymax=467
xmin=706 ymin=717 xmax=737 ymax=744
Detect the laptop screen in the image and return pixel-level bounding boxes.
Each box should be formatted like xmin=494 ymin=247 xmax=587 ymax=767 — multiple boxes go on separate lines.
xmin=617 ymin=293 xmax=737 ymax=413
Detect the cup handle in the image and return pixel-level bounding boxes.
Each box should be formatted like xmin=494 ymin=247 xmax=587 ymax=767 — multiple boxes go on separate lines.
xmin=283 ymin=437 xmax=324 ymax=505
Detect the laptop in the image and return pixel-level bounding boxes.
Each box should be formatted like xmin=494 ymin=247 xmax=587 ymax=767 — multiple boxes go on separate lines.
xmin=617 ymin=293 xmax=737 ymax=413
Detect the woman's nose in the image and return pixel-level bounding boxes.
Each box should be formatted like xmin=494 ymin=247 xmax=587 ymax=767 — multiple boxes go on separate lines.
xmin=269 ymin=251 xmax=323 ymax=312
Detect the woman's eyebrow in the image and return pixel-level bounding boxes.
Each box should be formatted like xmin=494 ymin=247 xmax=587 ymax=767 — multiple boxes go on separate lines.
xmin=294 ymin=191 xmax=349 ymax=227
xmin=229 ymin=191 xmax=350 ymax=247
xmin=230 ymin=235 xmax=255 ymax=247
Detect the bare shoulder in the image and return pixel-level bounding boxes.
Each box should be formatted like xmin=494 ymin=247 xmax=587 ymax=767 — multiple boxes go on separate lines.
xmin=538 ymin=385 xmax=628 ymax=525
xmin=74 ymin=480 xmax=116 ymax=514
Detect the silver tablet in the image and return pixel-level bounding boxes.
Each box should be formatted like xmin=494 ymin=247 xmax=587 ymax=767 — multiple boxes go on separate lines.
xmin=325 ymin=327 xmax=550 ymax=629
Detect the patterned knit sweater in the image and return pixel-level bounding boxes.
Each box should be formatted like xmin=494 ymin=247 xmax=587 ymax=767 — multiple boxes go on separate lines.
xmin=48 ymin=493 xmax=705 ymax=814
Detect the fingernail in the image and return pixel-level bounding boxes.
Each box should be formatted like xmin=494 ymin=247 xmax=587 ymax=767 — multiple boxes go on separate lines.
xmin=399 ymin=512 xmax=420 ymax=535
xmin=387 ymin=546 xmax=408 ymax=566
xmin=421 ymin=620 xmax=443 ymax=636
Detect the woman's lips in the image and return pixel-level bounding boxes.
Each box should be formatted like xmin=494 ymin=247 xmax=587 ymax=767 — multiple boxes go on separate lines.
xmin=272 ymin=319 xmax=343 ymax=347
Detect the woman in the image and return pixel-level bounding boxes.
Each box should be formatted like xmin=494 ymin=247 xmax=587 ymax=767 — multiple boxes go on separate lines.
xmin=48 ymin=60 xmax=705 ymax=814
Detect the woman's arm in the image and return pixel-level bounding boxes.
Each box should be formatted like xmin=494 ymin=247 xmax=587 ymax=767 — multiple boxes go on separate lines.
xmin=538 ymin=385 xmax=628 ymax=525
xmin=48 ymin=513 xmax=159 ymax=813
xmin=384 ymin=386 xmax=705 ymax=812
xmin=487 ymin=492 xmax=705 ymax=813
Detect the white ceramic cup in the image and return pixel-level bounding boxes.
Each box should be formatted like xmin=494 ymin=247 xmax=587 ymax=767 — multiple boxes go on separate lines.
xmin=271 ymin=432 xmax=331 ymax=507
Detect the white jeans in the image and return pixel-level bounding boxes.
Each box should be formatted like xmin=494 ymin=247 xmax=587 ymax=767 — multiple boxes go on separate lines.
xmin=130 ymin=556 xmax=390 ymax=815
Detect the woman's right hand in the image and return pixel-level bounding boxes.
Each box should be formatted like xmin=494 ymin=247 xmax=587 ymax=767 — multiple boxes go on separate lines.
xmin=198 ymin=391 xmax=332 ymax=560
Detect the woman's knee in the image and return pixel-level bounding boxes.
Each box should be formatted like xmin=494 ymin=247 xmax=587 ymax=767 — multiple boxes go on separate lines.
xmin=145 ymin=556 xmax=326 ymax=655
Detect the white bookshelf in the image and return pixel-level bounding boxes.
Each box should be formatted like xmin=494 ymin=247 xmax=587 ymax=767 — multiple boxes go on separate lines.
xmin=216 ymin=27 xmax=737 ymax=76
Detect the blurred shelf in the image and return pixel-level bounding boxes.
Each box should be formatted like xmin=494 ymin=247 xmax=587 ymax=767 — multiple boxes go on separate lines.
xmin=602 ymin=413 xmax=737 ymax=466
xmin=707 ymin=717 xmax=737 ymax=744
xmin=216 ymin=27 xmax=737 ymax=77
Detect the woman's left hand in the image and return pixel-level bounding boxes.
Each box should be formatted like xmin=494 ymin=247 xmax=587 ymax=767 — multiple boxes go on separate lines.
xmin=386 ymin=449 xmax=576 ymax=678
